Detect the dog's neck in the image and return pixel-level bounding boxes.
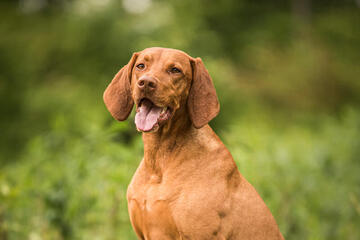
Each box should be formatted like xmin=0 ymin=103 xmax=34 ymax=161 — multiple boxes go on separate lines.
xmin=141 ymin=105 xmax=194 ymax=175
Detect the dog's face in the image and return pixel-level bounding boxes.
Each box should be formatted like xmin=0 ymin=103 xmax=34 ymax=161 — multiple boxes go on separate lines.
xmin=131 ymin=48 xmax=193 ymax=132
xmin=104 ymin=47 xmax=219 ymax=132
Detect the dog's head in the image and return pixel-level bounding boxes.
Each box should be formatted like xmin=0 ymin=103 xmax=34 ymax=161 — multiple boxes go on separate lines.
xmin=103 ymin=47 xmax=219 ymax=132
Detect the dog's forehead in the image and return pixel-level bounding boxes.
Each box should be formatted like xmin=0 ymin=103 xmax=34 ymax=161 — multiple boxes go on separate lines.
xmin=138 ymin=47 xmax=191 ymax=64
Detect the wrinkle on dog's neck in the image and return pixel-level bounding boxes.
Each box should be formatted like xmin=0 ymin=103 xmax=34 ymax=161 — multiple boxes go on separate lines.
xmin=142 ymin=106 xmax=192 ymax=175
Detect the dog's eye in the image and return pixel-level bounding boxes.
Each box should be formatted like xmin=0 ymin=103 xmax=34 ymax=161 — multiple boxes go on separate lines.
xmin=170 ymin=67 xmax=181 ymax=74
xmin=136 ymin=63 xmax=145 ymax=70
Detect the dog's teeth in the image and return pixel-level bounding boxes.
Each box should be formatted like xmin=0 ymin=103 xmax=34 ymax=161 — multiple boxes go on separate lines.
xmin=161 ymin=107 xmax=167 ymax=114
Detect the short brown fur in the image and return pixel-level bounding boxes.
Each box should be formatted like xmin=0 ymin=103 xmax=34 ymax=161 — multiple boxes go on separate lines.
xmin=104 ymin=47 xmax=284 ymax=240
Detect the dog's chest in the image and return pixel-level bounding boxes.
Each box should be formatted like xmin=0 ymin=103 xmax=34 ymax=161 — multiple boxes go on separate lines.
xmin=127 ymin=173 xmax=181 ymax=238
xmin=128 ymin=174 xmax=170 ymax=211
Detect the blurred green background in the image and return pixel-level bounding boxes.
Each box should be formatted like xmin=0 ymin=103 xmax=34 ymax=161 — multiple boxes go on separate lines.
xmin=1 ymin=0 xmax=360 ymax=239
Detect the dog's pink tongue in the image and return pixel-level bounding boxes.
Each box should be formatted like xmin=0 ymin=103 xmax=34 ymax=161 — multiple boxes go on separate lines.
xmin=135 ymin=100 xmax=162 ymax=132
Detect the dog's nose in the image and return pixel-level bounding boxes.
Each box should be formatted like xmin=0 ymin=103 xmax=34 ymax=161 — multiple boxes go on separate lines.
xmin=137 ymin=77 xmax=157 ymax=90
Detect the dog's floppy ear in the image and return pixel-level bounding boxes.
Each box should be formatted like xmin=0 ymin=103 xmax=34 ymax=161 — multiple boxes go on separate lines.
xmin=188 ymin=57 xmax=220 ymax=129
xmin=103 ymin=52 xmax=138 ymax=121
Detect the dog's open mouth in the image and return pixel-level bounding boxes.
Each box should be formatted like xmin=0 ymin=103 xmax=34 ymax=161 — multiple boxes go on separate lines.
xmin=135 ymin=98 xmax=172 ymax=132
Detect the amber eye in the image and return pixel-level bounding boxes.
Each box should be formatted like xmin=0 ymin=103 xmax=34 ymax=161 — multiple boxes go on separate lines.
xmin=170 ymin=67 xmax=181 ymax=74
xmin=136 ymin=63 xmax=145 ymax=70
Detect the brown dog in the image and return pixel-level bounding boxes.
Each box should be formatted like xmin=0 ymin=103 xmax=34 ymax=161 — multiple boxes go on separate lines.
xmin=104 ymin=47 xmax=284 ymax=240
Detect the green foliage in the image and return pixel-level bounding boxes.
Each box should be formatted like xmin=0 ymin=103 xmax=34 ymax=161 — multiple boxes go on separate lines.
xmin=224 ymin=108 xmax=360 ymax=239
xmin=0 ymin=0 xmax=359 ymax=239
